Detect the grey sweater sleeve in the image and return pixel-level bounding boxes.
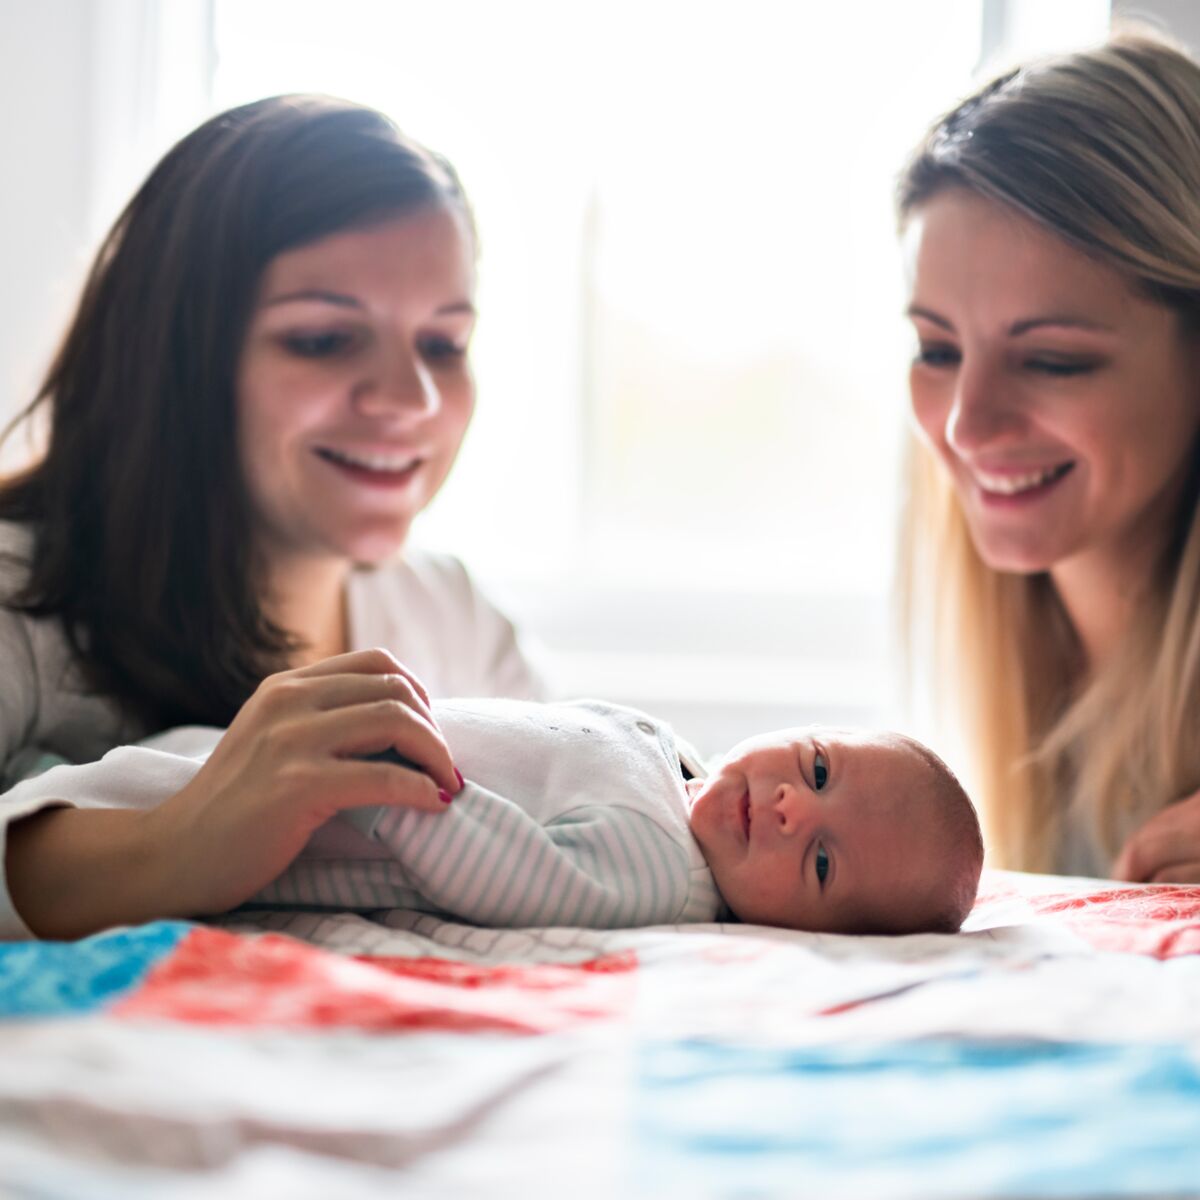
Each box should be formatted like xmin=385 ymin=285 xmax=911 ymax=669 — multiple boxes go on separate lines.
xmin=0 ymin=604 xmax=40 ymax=785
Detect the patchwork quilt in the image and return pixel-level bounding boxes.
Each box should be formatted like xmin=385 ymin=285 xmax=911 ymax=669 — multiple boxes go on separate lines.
xmin=2 ymin=869 xmax=1200 ymax=1198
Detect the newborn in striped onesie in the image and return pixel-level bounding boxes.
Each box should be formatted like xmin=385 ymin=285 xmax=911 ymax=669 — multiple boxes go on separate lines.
xmin=263 ymin=697 xmax=983 ymax=935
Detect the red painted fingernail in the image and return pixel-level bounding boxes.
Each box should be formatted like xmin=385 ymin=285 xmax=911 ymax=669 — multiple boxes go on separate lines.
xmin=454 ymin=767 xmax=465 ymax=790
xmin=438 ymin=788 xmax=453 ymax=805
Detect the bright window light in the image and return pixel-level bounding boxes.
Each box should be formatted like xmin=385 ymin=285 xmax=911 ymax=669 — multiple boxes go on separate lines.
xmin=209 ymin=1 xmax=1116 ymax=747
xmin=212 ymin=0 xmax=985 ymax=599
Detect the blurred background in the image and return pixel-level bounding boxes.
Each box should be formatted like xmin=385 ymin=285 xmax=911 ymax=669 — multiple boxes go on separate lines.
xmin=0 ymin=0 xmax=1188 ymax=759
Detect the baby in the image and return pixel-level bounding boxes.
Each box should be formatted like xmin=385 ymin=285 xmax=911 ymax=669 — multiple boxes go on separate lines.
xmin=257 ymin=697 xmax=984 ymax=935
xmin=5 ymin=698 xmax=983 ymax=935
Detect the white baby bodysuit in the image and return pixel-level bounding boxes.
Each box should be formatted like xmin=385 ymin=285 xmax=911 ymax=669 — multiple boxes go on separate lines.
xmin=259 ymin=698 xmax=724 ymax=928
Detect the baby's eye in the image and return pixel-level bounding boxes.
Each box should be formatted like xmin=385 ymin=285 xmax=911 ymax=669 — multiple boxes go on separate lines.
xmin=813 ymin=750 xmax=828 ymax=791
xmin=815 ymin=842 xmax=830 ymax=886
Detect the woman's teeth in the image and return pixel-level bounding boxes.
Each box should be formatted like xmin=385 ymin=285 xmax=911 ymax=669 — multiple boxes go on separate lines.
xmin=319 ymin=447 xmax=419 ymax=473
xmin=974 ymin=462 xmax=1072 ymax=495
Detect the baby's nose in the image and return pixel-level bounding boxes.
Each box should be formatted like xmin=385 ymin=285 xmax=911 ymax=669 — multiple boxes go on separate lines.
xmin=772 ymin=784 xmax=811 ymax=835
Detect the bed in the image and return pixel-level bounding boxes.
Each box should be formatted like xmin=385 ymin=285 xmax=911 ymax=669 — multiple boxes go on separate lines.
xmin=2 ymin=869 xmax=1199 ymax=1198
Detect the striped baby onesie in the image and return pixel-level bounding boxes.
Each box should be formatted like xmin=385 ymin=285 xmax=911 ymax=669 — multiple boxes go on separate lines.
xmin=256 ymin=698 xmax=724 ymax=928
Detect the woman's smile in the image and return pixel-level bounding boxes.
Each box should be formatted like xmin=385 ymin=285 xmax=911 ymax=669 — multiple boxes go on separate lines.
xmin=965 ymin=459 xmax=1077 ymax=514
xmin=313 ymin=445 xmax=427 ymax=490
xmin=969 ymin=460 xmax=1075 ymax=500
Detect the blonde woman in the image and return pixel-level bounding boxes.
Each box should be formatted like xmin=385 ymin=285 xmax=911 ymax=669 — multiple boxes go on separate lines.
xmin=897 ymin=32 xmax=1200 ymax=882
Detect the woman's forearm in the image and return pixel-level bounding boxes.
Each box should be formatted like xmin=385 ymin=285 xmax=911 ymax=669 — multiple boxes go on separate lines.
xmin=5 ymin=806 xmax=185 ymax=940
xmin=4 ymin=651 xmax=462 ymax=940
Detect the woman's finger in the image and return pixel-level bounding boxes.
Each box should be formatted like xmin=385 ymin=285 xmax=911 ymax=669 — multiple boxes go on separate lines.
xmin=1114 ymin=826 xmax=1178 ymax=882
xmin=297 ymin=670 xmax=436 ymax=722
xmin=302 ymin=701 xmax=459 ymax=794
xmin=1113 ymin=836 xmax=1150 ymax=882
xmin=1150 ymin=861 xmax=1200 ymax=885
xmin=1113 ymin=790 xmax=1200 ymax=882
xmin=327 ymin=759 xmax=456 ymax=814
xmin=294 ymin=649 xmax=432 ymax=705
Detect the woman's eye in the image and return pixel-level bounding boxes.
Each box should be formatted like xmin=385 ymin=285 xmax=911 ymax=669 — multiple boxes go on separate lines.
xmin=813 ymin=750 xmax=828 ymax=791
xmin=1026 ymin=358 xmax=1098 ymax=377
xmin=913 ymin=343 xmax=960 ymax=369
xmin=815 ymin=842 xmax=830 ymax=886
xmin=420 ymin=335 xmax=467 ymax=364
xmin=282 ymin=330 xmax=357 ymax=359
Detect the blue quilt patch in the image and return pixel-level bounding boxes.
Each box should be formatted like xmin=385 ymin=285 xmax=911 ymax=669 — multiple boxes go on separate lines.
xmin=634 ymin=1038 xmax=1200 ymax=1196
xmin=0 ymin=921 xmax=192 ymax=1017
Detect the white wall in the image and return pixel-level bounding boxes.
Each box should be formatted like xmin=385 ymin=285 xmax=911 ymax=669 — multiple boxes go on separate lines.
xmin=0 ymin=0 xmax=212 ymax=451
xmin=0 ymin=1 xmax=94 ymax=439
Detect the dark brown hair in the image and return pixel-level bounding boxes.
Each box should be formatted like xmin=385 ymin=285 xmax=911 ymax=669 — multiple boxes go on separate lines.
xmin=0 ymin=95 xmax=472 ymax=730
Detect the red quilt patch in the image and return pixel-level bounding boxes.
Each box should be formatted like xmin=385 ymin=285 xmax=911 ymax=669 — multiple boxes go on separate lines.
xmin=113 ymin=928 xmax=637 ymax=1032
xmin=973 ymin=876 xmax=1200 ymax=958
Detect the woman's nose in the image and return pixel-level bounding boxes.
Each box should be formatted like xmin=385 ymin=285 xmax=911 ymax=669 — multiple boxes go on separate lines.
xmin=353 ymin=345 xmax=439 ymax=419
xmin=944 ymin=361 xmax=1024 ymax=455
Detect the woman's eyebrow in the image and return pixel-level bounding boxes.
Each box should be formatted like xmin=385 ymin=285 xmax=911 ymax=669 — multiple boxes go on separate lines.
xmin=261 ymin=292 xmax=476 ymax=317
xmin=905 ymin=307 xmax=1116 ymax=337
xmin=905 ymin=304 xmax=952 ymax=329
xmin=263 ymin=288 xmax=362 ymax=309
xmin=1007 ymin=314 xmax=1115 ymax=336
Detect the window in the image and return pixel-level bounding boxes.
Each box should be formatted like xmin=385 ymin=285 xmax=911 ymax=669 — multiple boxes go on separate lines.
xmin=207 ymin=1 xmax=1106 ymax=752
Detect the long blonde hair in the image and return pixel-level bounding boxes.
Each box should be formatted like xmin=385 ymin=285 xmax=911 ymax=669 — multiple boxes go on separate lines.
xmin=897 ymin=32 xmax=1200 ymax=872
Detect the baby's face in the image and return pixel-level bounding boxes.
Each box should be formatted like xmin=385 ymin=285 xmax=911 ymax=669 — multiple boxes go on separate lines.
xmin=687 ymin=727 xmax=948 ymax=934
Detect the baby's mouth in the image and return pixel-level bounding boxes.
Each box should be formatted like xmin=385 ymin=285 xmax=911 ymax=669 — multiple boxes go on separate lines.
xmin=740 ymin=793 xmax=751 ymax=843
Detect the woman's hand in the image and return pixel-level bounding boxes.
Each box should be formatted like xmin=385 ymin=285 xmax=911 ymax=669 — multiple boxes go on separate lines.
xmin=6 ymin=648 xmax=461 ymax=939
xmin=151 ymin=648 xmax=461 ymax=917
xmin=1112 ymin=788 xmax=1200 ymax=883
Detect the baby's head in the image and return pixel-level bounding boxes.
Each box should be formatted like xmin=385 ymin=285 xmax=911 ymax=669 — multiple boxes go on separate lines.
xmin=687 ymin=726 xmax=982 ymax=935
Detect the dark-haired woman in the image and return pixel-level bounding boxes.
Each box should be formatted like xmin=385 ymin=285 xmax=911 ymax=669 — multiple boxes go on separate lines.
xmin=0 ymin=96 xmax=543 ymax=940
